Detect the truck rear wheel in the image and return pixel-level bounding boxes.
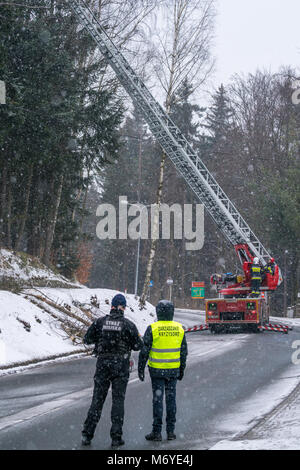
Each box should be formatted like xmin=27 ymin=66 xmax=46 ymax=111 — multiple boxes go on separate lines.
xmin=210 ymin=325 xmax=222 ymax=335
xmin=244 ymin=324 xmax=259 ymax=333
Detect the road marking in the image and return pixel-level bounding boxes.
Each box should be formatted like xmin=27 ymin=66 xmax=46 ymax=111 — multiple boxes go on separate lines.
xmin=190 ymin=335 xmax=249 ymax=358
xmin=194 ymin=347 xmax=222 ymax=357
xmin=0 ymin=333 xmax=249 ymax=432
xmin=0 ymin=387 xmax=92 ymax=432
xmin=0 ymin=375 xmax=141 ymax=432
xmin=129 ymin=377 xmax=139 ymax=384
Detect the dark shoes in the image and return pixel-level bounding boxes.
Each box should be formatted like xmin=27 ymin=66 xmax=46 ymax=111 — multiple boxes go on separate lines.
xmin=145 ymin=432 xmax=162 ymax=441
xmin=81 ymin=435 xmax=92 ymax=446
xmin=82 ymin=434 xmax=124 ymax=448
xmin=111 ymin=438 xmax=125 ymax=447
xmin=145 ymin=431 xmax=176 ymax=441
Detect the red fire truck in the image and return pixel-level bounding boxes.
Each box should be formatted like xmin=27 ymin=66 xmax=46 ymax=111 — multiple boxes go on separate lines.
xmin=70 ymin=1 xmax=283 ymax=334
xmin=206 ymin=244 xmax=282 ymax=333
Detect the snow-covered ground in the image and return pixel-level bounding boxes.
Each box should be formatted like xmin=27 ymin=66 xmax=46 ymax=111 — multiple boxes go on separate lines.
xmin=1 ymin=247 xmax=300 ymax=449
xmin=175 ymin=310 xmax=300 ymax=451
xmin=0 ymin=249 xmax=77 ymax=287
xmin=0 ymin=290 xmax=80 ymax=367
xmin=0 ymin=287 xmax=156 ymax=369
xmin=175 ymin=309 xmax=205 ymax=328
xmin=210 ymin=361 xmax=300 ymax=450
xmin=270 ymin=315 xmax=300 ymax=329
xmin=31 ymin=287 xmax=156 ymax=334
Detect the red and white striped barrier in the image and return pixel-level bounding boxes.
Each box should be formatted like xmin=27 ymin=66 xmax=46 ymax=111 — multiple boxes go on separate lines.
xmin=259 ymin=324 xmax=288 ymax=334
xmin=183 ymin=324 xmax=209 ymax=333
xmin=183 ymin=322 xmax=292 ymax=334
xmin=265 ymin=322 xmax=293 ymax=331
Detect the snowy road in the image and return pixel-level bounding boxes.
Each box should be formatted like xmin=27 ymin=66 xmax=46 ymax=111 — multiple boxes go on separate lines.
xmin=0 ymin=309 xmax=299 ymax=450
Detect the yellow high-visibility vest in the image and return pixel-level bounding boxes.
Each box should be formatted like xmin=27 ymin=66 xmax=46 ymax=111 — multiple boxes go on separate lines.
xmin=148 ymin=321 xmax=184 ymax=369
xmin=251 ymin=265 xmax=261 ymax=280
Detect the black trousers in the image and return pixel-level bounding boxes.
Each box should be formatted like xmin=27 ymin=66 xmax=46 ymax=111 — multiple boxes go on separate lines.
xmin=82 ymin=358 xmax=129 ymax=440
xmin=151 ymin=376 xmax=177 ymax=434
xmin=251 ymin=279 xmax=261 ymax=297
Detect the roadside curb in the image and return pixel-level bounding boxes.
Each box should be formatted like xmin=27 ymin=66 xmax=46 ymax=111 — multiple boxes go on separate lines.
xmin=209 ymin=376 xmax=300 ymax=450
xmin=235 ymin=380 xmax=300 ymax=441
xmin=0 ymin=348 xmax=93 ymax=376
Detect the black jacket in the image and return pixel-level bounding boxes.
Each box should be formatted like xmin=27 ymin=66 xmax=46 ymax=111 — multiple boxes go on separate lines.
xmin=250 ymin=263 xmax=262 ymax=280
xmin=138 ymin=319 xmax=188 ymax=379
xmin=84 ymin=308 xmax=143 ymax=363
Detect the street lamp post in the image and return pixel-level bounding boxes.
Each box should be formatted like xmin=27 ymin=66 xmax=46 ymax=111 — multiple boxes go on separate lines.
xmin=166 ymin=278 xmax=174 ymax=301
xmin=284 ymin=250 xmax=288 ymax=316
xmin=0 ymin=81 xmax=6 ymax=105
xmin=135 ymin=234 xmax=141 ymax=297
xmin=121 ymin=200 xmax=152 ymax=296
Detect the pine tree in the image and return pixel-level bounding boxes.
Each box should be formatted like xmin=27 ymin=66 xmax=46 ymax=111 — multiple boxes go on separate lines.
xmin=206 ymin=84 xmax=233 ymax=144
xmin=0 ymin=2 xmax=124 ymax=279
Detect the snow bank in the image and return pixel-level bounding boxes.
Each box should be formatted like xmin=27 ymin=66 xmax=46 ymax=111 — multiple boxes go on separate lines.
xmin=271 ymin=315 xmax=300 ymax=329
xmin=210 ymin=362 xmax=300 ymax=450
xmin=0 ymin=249 xmax=77 ymax=288
xmin=211 ymin=437 xmax=300 ymax=450
xmin=26 ymin=287 xmax=156 ymax=336
xmin=0 ymin=287 xmax=156 ymax=369
xmin=0 ymin=290 xmax=79 ymax=367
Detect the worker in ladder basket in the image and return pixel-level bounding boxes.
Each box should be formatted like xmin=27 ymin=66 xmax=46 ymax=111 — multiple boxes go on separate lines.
xmin=250 ymin=257 xmax=262 ymax=297
xmin=262 ymin=257 xmax=276 ymax=278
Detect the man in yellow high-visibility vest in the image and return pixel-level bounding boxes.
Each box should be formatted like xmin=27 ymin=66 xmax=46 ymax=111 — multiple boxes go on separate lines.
xmin=138 ymin=300 xmax=187 ymax=441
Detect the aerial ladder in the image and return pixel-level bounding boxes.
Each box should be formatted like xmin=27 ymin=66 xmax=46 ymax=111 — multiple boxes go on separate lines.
xmin=71 ymin=1 xmax=287 ymax=333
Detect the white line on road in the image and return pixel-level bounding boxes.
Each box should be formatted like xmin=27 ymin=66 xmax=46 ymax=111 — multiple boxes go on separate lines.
xmin=190 ymin=335 xmax=249 ymax=358
xmin=0 ymin=334 xmax=249 ymax=432
xmin=0 ymin=376 xmax=147 ymax=432
xmin=0 ymin=387 xmax=92 ymax=432
xmin=129 ymin=377 xmax=140 ymax=384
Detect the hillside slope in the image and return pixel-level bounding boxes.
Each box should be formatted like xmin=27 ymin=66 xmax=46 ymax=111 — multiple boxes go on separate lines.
xmin=0 ymin=249 xmax=78 ymax=289
xmin=0 ymin=249 xmax=156 ymax=371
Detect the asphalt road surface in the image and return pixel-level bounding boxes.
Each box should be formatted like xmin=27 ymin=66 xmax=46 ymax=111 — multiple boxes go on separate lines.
xmin=0 ymin=310 xmax=299 ymax=450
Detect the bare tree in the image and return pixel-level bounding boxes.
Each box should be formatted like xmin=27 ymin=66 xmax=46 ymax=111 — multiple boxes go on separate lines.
xmin=228 ymin=68 xmax=298 ymax=176
xmin=139 ymin=0 xmax=216 ymax=307
xmin=82 ymin=0 xmax=159 ymax=85
xmin=71 ymin=0 xmax=160 ymax=224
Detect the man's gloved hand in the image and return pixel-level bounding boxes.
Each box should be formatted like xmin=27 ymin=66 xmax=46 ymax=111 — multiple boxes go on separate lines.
xmin=138 ymin=370 xmax=145 ymax=382
xmin=178 ymin=370 xmax=184 ymax=381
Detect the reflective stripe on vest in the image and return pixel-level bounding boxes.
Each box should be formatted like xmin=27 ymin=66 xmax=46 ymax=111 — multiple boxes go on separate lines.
xmin=148 ymin=321 xmax=184 ymax=369
xmin=251 ymin=265 xmax=261 ymax=280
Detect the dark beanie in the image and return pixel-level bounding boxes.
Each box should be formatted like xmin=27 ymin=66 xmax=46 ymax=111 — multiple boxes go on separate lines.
xmin=111 ymin=294 xmax=127 ymax=308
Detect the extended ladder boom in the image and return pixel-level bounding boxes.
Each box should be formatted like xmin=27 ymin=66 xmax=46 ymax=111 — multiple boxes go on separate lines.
xmin=71 ymin=0 xmax=272 ymax=266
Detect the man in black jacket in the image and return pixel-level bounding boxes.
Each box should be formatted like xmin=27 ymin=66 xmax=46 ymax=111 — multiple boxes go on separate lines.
xmin=138 ymin=300 xmax=188 ymax=441
xmin=81 ymin=294 xmax=143 ymax=448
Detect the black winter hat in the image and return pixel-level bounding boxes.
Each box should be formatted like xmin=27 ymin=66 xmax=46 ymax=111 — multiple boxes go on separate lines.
xmin=156 ymin=300 xmax=174 ymax=321
xmin=111 ymin=294 xmax=127 ymax=308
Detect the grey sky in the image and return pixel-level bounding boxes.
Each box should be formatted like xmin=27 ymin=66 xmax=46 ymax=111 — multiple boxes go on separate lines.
xmin=213 ymin=0 xmax=300 ymax=88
